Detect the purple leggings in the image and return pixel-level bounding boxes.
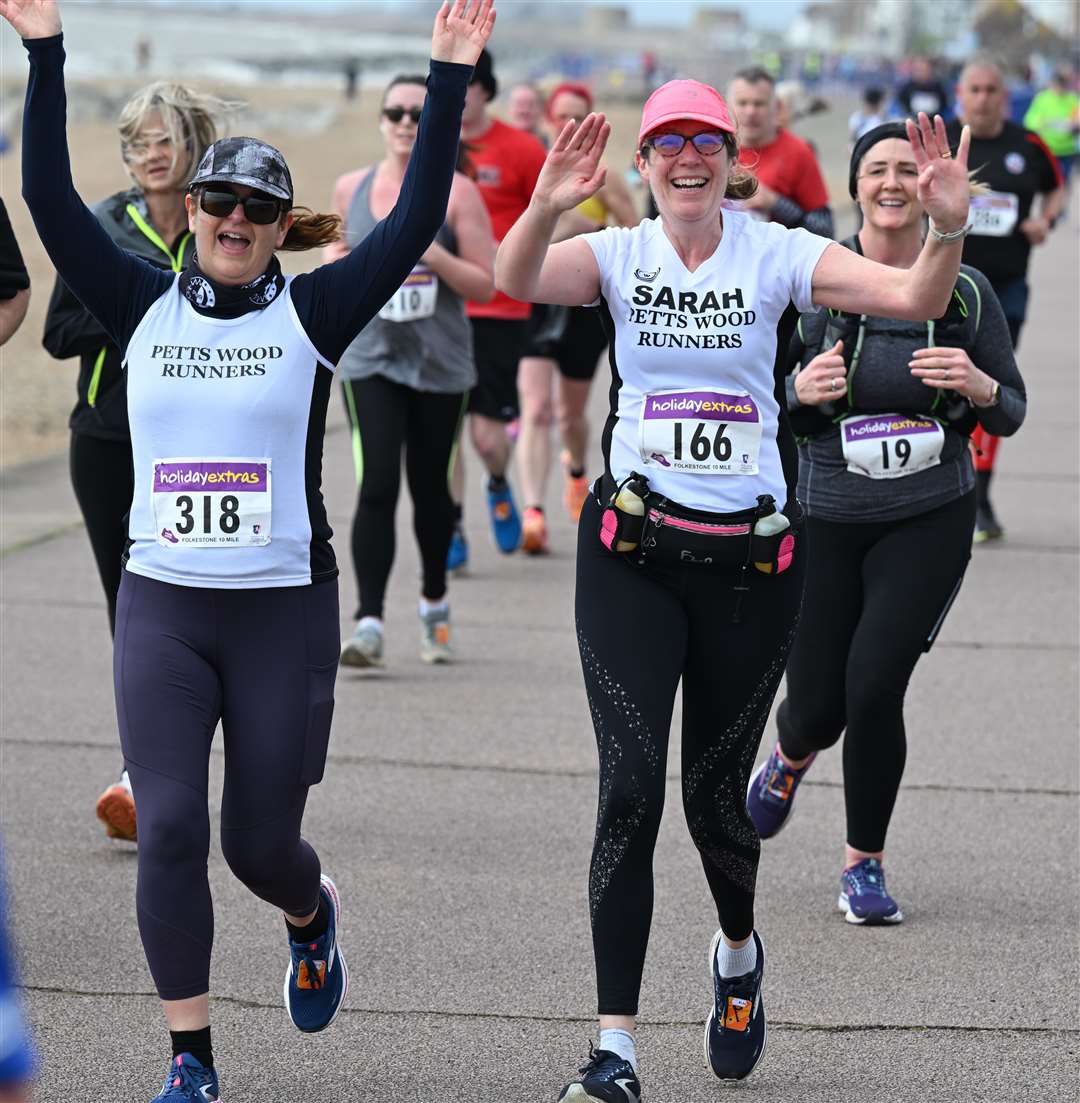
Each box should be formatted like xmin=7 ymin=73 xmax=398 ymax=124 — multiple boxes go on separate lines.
xmin=113 ymin=571 xmax=339 ymax=1000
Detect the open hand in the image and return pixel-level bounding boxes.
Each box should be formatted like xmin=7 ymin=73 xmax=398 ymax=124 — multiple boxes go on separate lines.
xmin=532 ymin=113 xmax=610 ymax=216
xmin=905 ymin=112 xmax=971 ymax=234
xmin=431 ymin=0 xmax=495 ymax=67
xmin=910 ymin=346 xmax=996 ymax=404
xmin=795 ymin=340 xmax=847 ymax=406
xmin=0 ymin=0 xmax=61 ymax=37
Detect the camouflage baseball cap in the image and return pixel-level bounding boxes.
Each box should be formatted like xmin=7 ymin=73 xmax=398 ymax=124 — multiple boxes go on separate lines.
xmin=189 ymin=136 xmax=293 ymax=203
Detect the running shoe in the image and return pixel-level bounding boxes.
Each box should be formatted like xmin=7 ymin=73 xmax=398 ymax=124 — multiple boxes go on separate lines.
xmin=838 ymin=858 xmax=904 ymax=925
xmin=562 ymin=451 xmax=590 ymax=522
xmin=151 ymin=1053 xmax=219 ymax=1101
xmin=340 ymin=621 xmax=383 ymax=668
xmin=558 ymin=1046 xmax=641 ymax=1103
xmin=419 ymin=606 xmax=452 ymax=664
xmin=447 ymin=524 xmax=469 ymax=576
xmin=704 ymin=929 xmax=767 ymax=1081
xmin=487 ymin=479 xmax=521 ymax=554
xmin=96 ymin=768 xmax=137 ymax=842
xmin=745 ymin=745 xmax=815 ymax=839
xmin=521 ymin=506 xmax=549 ymax=555
xmin=973 ymin=502 xmax=1004 ymax=543
xmin=284 ymin=874 xmax=349 ymax=1033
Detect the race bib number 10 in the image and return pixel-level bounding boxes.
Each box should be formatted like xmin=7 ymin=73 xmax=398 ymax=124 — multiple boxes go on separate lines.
xmin=153 ymin=459 xmax=271 ymax=547
xmin=639 ymin=389 xmax=762 ymax=475
xmin=841 ymin=414 xmax=944 ymax=479
xmin=379 ymin=267 xmax=438 ymax=323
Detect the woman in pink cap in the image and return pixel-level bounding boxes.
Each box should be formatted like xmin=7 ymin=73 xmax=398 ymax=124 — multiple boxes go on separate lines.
xmin=497 ymin=78 xmax=972 ymax=1099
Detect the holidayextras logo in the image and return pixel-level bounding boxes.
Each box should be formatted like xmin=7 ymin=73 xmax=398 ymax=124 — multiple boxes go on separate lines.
xmin=153 ymin=460 xmax=269 ymax=493
xmin=643 ymin=390 xmax=759 ymax=422
xmin=843 ymin=416 xmax=937 ymax=441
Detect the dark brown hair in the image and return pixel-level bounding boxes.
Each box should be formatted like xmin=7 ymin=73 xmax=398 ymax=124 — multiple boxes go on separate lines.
xmin=280 ymin=208 xmax=342 ymax=251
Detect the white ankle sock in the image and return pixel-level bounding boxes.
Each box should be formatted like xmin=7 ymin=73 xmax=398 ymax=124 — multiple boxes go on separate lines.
xmin=418 ymin=597 xmax=449 ymax=617
xmin=357 ymin=616 xmax=383 ymax=632
xmin=716 ymin=932 xmax=758 ymax=978
xmin=598 ymin=1028 xmax=637 ymax=1071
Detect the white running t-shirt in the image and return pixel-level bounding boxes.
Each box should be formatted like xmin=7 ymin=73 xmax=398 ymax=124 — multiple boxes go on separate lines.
xmin=123 ymin=276 xmax=335 ymax=589
xmin=584 ymin=213 xmax=831 ymax=513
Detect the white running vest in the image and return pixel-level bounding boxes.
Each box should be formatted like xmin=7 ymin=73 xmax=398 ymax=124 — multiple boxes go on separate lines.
xmin=123 ymin=276 xmax=334 ymax=588
xmin=585 ymin=214 xmax=830 ymax=513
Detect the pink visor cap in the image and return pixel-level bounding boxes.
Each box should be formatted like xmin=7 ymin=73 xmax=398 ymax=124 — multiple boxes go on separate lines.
xmin=638 ymin=79 xmax=736 ymax=144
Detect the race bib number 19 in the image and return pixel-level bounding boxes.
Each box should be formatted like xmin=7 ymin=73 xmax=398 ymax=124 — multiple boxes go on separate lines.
xmin=639 ymin=389 xmax=762 ymax=475
xmin=153 ymin=459 xmax=271 ymax=547
xmin=841 ymin=414 xmax=944 ymax=479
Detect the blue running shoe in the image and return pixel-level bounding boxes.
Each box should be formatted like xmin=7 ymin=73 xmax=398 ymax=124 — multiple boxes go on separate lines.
xmin=151 ymin=1054 xmax=219 ymax=1101
xmin=746 ymin=744 xmax=815 ymax=839
xmin=486 ymin=479 xmax=521 ymax=554
xmin=447 ymin=524 xmax=469 ymax=575
xmin=704 ymin=929 xmax=767 ymax=1081
xmin=558 ymin=1046 xmax=641 ymax=1103
xmin=838 ymin=858 xmax=904 ymax=925
xmin=283 ymin=874 xmax=348 ymax=1033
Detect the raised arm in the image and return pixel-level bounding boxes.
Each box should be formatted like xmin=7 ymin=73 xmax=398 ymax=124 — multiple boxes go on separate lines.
xmin=292 ymin=0 xmax=495 ymax=363
xmin=321 ymin=169 xmax=366 ymax=265
xmin=2 ymin=1 xmax=172 ymax=350
xmin=495 ymin=112 xmax=609 ymax=306
xmin=425 ymin=171 xmax=495 ymax=302
xmin=811 ymin=113 xmax=972 ymax=320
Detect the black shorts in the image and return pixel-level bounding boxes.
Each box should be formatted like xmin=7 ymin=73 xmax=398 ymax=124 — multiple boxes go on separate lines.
xmin=523 ymin=303 xmax=608 ymax=381
xmin=467 ymin=317 xmax=529 ymax=422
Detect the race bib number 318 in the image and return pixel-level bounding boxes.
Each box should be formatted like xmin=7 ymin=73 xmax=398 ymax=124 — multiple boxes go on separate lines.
xmin=153 ymin=458 xmax=271 ymax=547
xmin=639 ymin=388 xmax=762 ymax=475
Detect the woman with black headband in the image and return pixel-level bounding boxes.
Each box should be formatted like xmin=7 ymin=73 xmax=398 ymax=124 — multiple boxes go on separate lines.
xmin=747 ymin=122 xmax=1026 ymax=925
xmin=2 ymin=0 xmax=494 ymax=1099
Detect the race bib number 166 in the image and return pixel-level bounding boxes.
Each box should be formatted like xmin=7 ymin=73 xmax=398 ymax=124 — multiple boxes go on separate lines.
xmin=639 ymin=388 xmax=762 ymax=475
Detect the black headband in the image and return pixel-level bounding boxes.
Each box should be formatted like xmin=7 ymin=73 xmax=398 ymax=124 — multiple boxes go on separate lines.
xmin=849 ymin=122 xmax=910 ymax=198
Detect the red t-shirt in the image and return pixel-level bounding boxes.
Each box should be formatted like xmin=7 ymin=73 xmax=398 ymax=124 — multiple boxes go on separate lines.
xmin=738 ymin=128 xmax=829 ymax=215
xmin=465 ymin=117 xmax=547 ymax=320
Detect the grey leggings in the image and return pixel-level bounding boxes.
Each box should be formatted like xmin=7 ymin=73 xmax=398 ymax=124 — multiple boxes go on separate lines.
xmin=113 ymin=572 xmax=339 ymax=1000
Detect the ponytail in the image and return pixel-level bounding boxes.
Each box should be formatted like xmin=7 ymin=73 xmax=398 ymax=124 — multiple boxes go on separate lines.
xmin=281 ymin=208 xmax=342 ymax=251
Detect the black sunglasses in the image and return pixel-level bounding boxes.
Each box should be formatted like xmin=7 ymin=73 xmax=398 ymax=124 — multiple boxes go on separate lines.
xmin=644 ymin=132 xmax=731 ymax=158
xmin=198 ymin=188 xmax=284 ymax=225
xmin=382 ymin=106 xmax=423 ymax=124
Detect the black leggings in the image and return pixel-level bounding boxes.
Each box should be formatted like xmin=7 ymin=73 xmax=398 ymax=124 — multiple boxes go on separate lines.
xmin=114 ymin=572 xmax=338 ymax=1000
xmin=69 ymin=432 xmax=134 ymax=634
xmin=575 ymin=494 xmax=806 ymax=1015
xmin=777 ymin=493 xmax=975 ymax=853
xmin=342 ymin=376 xmax=466 ymax=619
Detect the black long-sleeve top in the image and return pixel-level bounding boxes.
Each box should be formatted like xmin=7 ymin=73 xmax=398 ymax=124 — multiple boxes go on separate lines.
xmin=20 ymin=33 xmax=471 ymax=588
xmin=21 ymin=34 xmax=470 ymax=366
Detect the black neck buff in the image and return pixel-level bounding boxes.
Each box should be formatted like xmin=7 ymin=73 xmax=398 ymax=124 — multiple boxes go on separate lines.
xmin=179 ymin=254 xmax=286 ymax=319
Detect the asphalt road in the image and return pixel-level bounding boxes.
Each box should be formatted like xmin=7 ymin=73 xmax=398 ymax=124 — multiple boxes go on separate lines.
xmin=1 ymin=225 xmax=1077 ymax=1102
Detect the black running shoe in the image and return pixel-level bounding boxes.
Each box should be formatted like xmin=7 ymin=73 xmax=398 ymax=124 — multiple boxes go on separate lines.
xmin=704 ymin=929 xmax=767 ymax=1081
xmin=558 ymin=1046 xmax=641 ymax=1103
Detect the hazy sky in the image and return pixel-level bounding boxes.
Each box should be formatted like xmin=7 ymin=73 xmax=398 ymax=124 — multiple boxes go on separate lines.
xmin=591 ymin=0 xmax=809 ymax=29
xmin=141 ymin=0 xmax=814 ymax=31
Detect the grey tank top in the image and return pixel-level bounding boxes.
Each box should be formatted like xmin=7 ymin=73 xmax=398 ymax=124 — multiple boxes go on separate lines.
xmin=338 ymin=169 xmax=476 ymax=392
